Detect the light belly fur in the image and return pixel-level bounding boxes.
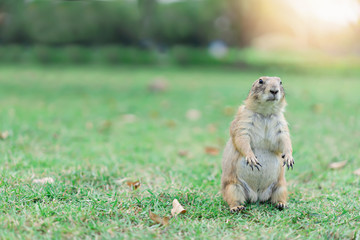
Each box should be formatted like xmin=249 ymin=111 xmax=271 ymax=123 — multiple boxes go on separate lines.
xmin=236 ymin=148 xmax=281 ymax=202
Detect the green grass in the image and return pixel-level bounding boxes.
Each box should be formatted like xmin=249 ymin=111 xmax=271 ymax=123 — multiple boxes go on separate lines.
xmin=0 ymin=65 xmax=359 ymax=239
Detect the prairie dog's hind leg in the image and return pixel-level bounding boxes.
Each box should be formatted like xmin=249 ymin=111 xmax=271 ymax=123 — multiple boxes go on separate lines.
xmin=271 ymin=167 xmax=288 ymax=210
xmin=222 ymin=182 xmax=247 ymax=213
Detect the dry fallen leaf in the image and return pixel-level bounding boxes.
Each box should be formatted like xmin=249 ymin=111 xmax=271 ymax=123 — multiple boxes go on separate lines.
xmin=148 ymin=77 xmax=169 ymax=92
xmin=86 ymin=121 xmax=94 ymax=130
xmin=353 ymin=169 xmax=360 ymax=176
xmin=33 ymin=177 xmax=55 ymax=184
xmin=207 ymin=124 xmax=217 ymax=133
xmin=205 ymin=146 xmax=219 ymax=156
xmin=178 ymin=150 xmax=188 ymax=157
xmin=171 ymin=199 xmax=186 ymax=216
xmin=122 ymin=114 xmax=137 ymax=123
xmin=311 ymin=103 xmax=323 ymax=114
xmin=99 ymin=120 xmax=112 ymax=132
xmin=329 ymin=161 xmax=347 ymax=169
xmin=0 ymin=131 xmax=9 ymax=140
xmin=223 ymin=106 xmax=235 ymax=116
xmin=149 ymin=210 xmax=169 ymax=226
xmin=114 ymin=178 xmax=128 ymax=185
xmin=186 ymin=109 xmax=201 ymax=121
xmin=165 ymin=120 xmax=177 ymax=128
xmin=149 ymin=111 xmax=159 ymax=119
xmin=126 ymin=180 xmax=141 ymax=190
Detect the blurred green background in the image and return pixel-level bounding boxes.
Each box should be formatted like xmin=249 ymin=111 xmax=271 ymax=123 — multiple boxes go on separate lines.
xmin=0 ymin=0 xmax=359 ymax=70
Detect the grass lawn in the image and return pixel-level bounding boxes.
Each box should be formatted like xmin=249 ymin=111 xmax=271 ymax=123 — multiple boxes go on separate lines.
xmin=0 ymin=65 xmax=359 ymax=239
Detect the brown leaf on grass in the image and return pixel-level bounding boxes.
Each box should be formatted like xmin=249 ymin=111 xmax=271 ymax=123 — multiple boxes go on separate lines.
xmin=311 ymin=103 xmax=323 ymax=114
xmin=149 ymin=111 xmax=159 ymax=119
xmin=186 ymin=109 xmax=201 ymax=121
xmin=353 ymin=169 xmax=360 ymax=176
xmin=33 ymin=177 xmax=55 ymax=184
xmin=149 ymin=210 xmax=169 ymax=226
xmin=205 ymin=146 xmax=219 ymax=156
xmin=99 ymin=120 xmax=112 ymax=132
xmin=165 ymin=120 xmax=176 ymax=128
xmin=329 ymin=161 xmax=347 ymax=169
xmin=178 ymin=150 xmax=188 ymax=157
xmin=171 ymin=199 xmax=186 ymax=216
xmin=223 ymin=106 xmax=235 ymax=116
xmin=148 ymin=77 xmax=169 ymax=93
xmin=114 ymin=178 xmax=128 ymax=185
xmin=122 ymin=114 xmax=137 ymax=123
xmin=85 ymin=121 xmax=94 ymax=130
xmin=126 ymin=180 xmax=140 ymax=190
xmin=207 ymin=124 xmax=217 ymax=133
xmin=0 ymin=131 xmax=9 ymax=140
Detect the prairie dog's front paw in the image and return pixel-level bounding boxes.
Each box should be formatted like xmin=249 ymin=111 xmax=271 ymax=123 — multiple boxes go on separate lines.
xmin=245 ymin=153 xmax=262 ymax=171
xmin=282 ymin=153 xmax=294 ymax=170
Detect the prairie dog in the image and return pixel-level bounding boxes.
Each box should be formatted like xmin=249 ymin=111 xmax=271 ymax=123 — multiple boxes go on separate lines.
xmin=221 ymin=76 xmax=294 ymax=212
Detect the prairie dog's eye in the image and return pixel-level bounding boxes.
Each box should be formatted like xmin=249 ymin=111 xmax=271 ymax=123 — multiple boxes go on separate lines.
xmin=259 ymin=79 xmax=264 ymax=84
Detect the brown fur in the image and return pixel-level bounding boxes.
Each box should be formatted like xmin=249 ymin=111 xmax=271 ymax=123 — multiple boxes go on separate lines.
xmin=221 ymin=76 xmax=294 ymax=212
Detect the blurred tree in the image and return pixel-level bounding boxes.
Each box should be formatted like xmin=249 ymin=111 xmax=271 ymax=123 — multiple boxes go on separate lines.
xmin=0 ymin=0 xmax=320 ymax=48
xmin=138 ymin=0 xmax=156 ymax=48
xmin=0 ymin=0 xmax=29 ymax=44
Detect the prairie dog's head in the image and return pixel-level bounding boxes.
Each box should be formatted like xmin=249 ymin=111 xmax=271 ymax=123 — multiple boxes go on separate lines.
xmin=248 ymin=76 xmax=284 ymax=102
xmin=245 ymin=76 xmax=286 ymax=114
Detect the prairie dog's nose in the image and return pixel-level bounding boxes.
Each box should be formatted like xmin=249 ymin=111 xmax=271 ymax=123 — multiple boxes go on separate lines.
xmin=270 ymin=89 xmax=279 ymax=95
